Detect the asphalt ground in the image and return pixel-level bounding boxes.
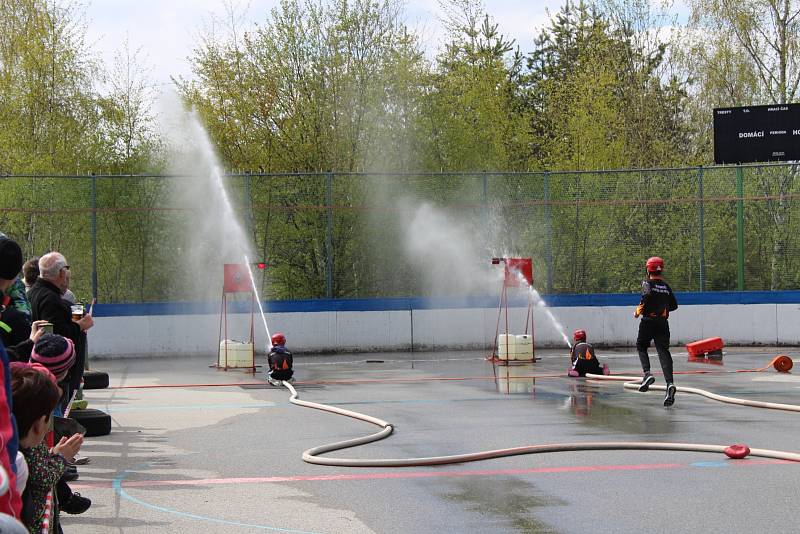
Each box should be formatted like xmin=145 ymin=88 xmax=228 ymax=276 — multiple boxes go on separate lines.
xmin=63 ymin=346 xmax=800 ymax=534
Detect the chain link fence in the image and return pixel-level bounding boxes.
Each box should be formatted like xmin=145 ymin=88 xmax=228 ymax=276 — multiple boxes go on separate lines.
xmin=1 ymin=163 xmax=798 ymax=303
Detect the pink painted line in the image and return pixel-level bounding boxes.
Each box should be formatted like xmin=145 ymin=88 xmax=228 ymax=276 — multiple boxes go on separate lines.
xmin=73 ymin=462 xmax=685 ymax=490
xmin=72 ymin=458 xmax=796 ymax=491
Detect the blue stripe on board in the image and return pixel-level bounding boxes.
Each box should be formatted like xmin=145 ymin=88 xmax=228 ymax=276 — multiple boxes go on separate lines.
xmin=91 ymin=290 xmax=800 ymax=317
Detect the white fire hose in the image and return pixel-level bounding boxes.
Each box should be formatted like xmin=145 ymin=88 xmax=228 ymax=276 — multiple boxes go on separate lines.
xmin=585 ymin=373 xmax=800 ymax=412
xmin=282 ymin=378 xmax=800 ymax=467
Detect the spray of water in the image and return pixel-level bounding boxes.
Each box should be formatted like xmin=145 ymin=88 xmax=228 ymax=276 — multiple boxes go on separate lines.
xmin=245 ymin=254 xmax=272 ymax=349
xmin=402 ymin=201 xmax=497 ymax=295
xmin=159 ymin=92 xmax=274 ymax=348
xmin=510 ymin=269 xmax=571 ymax=349
xmin=397 ymin=197 xmax=572 ymax=348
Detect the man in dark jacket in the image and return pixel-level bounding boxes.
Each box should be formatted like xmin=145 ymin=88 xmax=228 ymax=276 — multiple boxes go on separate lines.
xmin=27 ymin=252 xmax=93 ymax=399
xmin=634 ymin=256 xmax=679 ymax=406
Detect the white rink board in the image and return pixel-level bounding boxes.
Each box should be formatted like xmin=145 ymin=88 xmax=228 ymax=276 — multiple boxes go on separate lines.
xmin=89 ymin=303 xmax=800 ymax=357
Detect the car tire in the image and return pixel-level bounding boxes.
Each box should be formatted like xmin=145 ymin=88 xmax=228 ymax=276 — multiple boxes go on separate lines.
xmin=82 ymin=370 xmax=110 ymax=390
xmin=70 ymin=408 xmax=111 ymax=437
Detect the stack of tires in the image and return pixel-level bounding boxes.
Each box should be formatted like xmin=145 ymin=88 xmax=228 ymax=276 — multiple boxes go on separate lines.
xmin=71 ymin=370 xmax=112 ymax=437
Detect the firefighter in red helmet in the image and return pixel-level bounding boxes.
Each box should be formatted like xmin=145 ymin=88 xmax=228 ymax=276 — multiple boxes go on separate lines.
xmin=267 ymin=332 xmax=294 ymax=386
xmin=634 ymin=256 xmax=678 ymax=406
xmin=567 ymin=330 xmax=609 ymax=377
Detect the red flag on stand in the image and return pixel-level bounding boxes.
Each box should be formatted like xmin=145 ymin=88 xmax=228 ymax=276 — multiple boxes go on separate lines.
xmin=504 ymin=258 xmax=533 ymax=287
xmin=223 ymin=264 xmax=254 ymax=293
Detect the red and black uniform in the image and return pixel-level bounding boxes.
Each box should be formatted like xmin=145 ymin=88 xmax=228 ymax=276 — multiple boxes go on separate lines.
xmin=569 ymin=342 xmax=603 ymax=377
xmin=267 ymin=346 xmax=293 ymax=381
xmin=635 ymin=277 xmax=678 ymax=383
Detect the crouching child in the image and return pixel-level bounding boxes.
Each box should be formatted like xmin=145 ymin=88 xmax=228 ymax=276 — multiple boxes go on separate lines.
xmin=267 ymin=332 xmax=294 ymax=386
xmin=568 ymin=330 xmax=609 ymax=377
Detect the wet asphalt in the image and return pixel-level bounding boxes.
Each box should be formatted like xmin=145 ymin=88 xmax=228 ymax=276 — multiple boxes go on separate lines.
xmin=64 ymin=347 xmax=800 ymax=533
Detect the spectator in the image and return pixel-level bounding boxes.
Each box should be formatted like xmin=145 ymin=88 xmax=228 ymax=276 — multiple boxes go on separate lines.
xmin=0 ymin=238 xmax=31 ymax=349
xmin=4 ymin=321 xmax=47 ymax=363
xmin=23 ymin=256 xmax=77 ymax=307
xmin=21 ymin=259 xmax=38 ymax=292
xmin=11 ymin=364 xmax=83 ymax=533
xmin=0 ymin=236 xmax=24 ymax=519
xmin=30 ymin=334 xmax=76 ymax=416
xmin=27 ymin=252 xmax=93 ymax=402
xmin=0 ymin=303 xmax=30 ymax=350
xmin=28 ymin=335 xmax=91 ymax=517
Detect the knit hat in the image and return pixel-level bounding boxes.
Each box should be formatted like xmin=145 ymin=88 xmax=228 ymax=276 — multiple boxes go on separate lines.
xmin=9 ymin=361 xmax=58 ymax=385
xmin=0 ymin=236 xmax=23 ymax=281
xmin=31 ymin=334 xmax=75 ymax=379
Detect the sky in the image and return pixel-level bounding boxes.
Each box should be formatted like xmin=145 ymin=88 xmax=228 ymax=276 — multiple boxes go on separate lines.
xmin=83 ymin=0 xmax=688 ymax=86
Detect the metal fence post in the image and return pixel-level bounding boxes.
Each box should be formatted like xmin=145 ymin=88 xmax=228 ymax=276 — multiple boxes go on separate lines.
xmin=698 ymin=167 xmax=705 ymax=291
xmin=244 ymin=171 xmax=253 ymax=240
xmin=325 ymin=172 xmax=334 ymax=299
xmin=90 ymin=173 xmax=98 ymax=302
xmin=481 ymin=172 xmax=488 ymax=248
xmin=544 ymin=171 xmax=553 ymax=293
xmin=736 ymin=166 xmax=745 ymax=291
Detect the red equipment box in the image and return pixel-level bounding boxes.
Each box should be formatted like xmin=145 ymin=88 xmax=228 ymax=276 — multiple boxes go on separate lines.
xmin=686 ymin=337 xmax=724 ymax=358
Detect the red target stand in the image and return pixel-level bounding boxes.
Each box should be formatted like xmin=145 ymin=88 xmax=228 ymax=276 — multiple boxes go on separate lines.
xmin=213 ymin=263 xmax=263 ymax=373
xmin=488 ymin=257 xmax=536 ymax=364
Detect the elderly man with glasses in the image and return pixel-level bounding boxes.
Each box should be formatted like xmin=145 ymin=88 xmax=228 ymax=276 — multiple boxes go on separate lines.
xmin=28 ymin=253 xmax=93 ymax=400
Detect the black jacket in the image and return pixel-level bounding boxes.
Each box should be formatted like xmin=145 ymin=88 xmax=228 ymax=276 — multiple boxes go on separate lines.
xmin=28 ymin=279 xmax=83 ymax=345
xmin=570 ymin=342 xmax=597 ymax=365
xmin=636 ymin=278 xmax=678 ymax=319
xmin=268 ymin=346 xmax=294 ymax=380
xmin=4 ymin=338 xmax=33 ymax=363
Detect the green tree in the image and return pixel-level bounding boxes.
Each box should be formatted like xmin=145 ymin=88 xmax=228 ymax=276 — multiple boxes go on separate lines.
xmin=421 ymin=0 xmax=532 ymax=172
xmin=688 ymin=0 xmax=800 ymax=289
xmin=180 ymin=0 xmax=426 ymax=298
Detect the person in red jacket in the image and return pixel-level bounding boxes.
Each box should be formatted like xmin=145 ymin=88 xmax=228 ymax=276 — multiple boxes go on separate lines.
xmin=634 ymin=256 xmax=679 ymax=406
xmin=0 ymin=236 xmax=25 ymax=519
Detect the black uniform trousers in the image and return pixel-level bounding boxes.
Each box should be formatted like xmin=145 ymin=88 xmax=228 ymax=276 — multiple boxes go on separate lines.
xmin=636 ymin=317 xmax=673 ymax=384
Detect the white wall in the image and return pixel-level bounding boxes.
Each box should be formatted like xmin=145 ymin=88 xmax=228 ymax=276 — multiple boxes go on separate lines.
xmin=88 ymin=303 xmax=800 ymax=357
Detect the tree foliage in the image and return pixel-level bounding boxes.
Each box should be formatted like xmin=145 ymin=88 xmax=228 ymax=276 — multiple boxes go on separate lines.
xmin=1 ymin=0 xmax=799 ymax=300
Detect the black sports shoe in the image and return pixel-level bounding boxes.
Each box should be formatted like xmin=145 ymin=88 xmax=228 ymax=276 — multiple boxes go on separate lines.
xmin=664 ymin=383 xmax=677 ymax=407
xmin=61 ymin=492 xmax=91 ymax=515
xmin=638 ymin=374 xmax=655 ymax=392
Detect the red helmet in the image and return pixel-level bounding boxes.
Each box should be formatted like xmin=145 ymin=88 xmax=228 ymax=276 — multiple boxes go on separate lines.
xmin=646 ymin=256 xmax=664 ymax=274
xmin=271 ymin=332 xmax=286 ymax=346
xmin=573 ymin=329 xmax=586 ymax=342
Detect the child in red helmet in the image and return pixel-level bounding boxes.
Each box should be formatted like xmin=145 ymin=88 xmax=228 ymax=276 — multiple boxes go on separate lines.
xmin=567 ymin=330 xmax=609 ymax=377
xmin=634 ymin=256 xmax=679 ymax=406
xmin=267 ymin=332 xmax=294 ymax=386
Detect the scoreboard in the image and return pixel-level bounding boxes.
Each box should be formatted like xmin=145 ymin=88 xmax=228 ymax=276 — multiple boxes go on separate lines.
xmin=713 ymin=104 xmax=800 ymax=164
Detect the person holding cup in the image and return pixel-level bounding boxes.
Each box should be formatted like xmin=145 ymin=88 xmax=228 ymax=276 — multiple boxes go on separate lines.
xmin=27 ymin=253 xmax=93 ymax=403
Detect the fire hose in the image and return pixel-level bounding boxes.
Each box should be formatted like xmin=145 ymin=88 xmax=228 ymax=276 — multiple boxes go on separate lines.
xmin=584 ymin=372 xmax=800 ymax=412
xmin=282 ymin=379 xmax=800 ymax=467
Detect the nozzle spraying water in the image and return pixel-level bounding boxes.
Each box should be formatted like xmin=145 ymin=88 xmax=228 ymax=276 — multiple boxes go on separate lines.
xmin=244 ymin=254 xmax=273 ymax=350
xmin=512 ymin=271 xmax=572 ymax=349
